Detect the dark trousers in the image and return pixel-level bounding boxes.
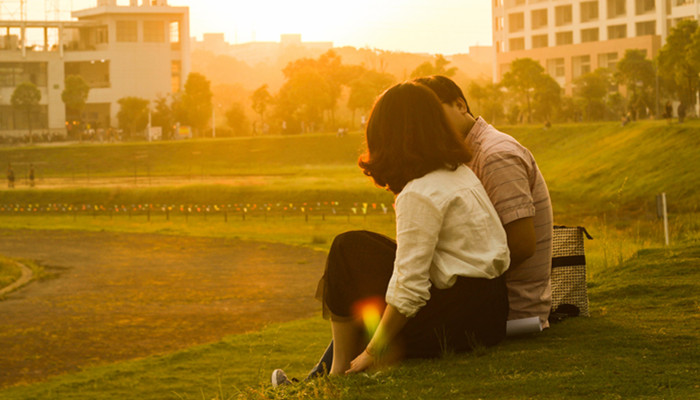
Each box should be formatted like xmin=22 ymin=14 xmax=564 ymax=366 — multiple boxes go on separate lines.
xmin=318 ymin=230 xmax=508 ymax=363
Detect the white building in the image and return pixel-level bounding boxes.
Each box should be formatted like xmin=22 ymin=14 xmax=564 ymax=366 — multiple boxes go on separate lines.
xmin=493 ymin=0 xmax=700 ymax=95
xmin=0 ymin=0 xmax=190 ymax=138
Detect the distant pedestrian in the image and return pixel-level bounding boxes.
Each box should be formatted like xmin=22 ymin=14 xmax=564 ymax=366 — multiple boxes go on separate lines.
xmin=664 ymin=101 xmax=673 ymax=124
xmin=29 ymin=163 xmax=35 ymax=187
xmin=677 ymin=102 xmax=686 ymax=123
xmin=621 ymin=112 xmax=631 ymax=127
xmin=7 ymin=163 xmax=15 ymax=188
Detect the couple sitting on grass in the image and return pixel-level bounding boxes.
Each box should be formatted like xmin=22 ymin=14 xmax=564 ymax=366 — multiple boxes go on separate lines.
xmin=272 ymin=75 xmax=553 ymax=385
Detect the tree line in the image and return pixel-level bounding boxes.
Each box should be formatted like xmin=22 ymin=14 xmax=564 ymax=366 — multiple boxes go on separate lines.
xmin=112 ymin=51 xmax=462 ymax=138
xmin=469 ymin=19 xmax=700 ymax=125
xmin=8 ymin=19 xmax=700 ymax=141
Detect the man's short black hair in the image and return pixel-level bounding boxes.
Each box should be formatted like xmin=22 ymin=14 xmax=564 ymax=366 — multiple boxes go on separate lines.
xmin=412 ymin=75 xmax=473 ymax=117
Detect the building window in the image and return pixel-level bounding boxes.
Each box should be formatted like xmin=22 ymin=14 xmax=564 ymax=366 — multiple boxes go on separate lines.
xmin=608 ymin=24 xmax=627 ymax=39
xmin=65 ymin=60 xmax=111 ymax=88
xmin=116 ymin=20 xmax=138 ymax=42
xmin=556 ymin=31 xmax=573 ymax=45
xmin=496 ymin=41 xmax=505 ymax=53
xmin=514 ymin=0 xmax=526 ymax=5
xmin=608 ymin=0 xmax=626 ymax=18
xmin=144 ymin=21 xmax=165 ymax=42
xmin=546 ymin=58 xmax=565 ymax=78
xmin=675 ymin=0 xmax=693 ymax=5
xmin=509 ymin=37 xmax=525 ymax=51
xmin=581 ymin=1 xmax=599 ymax=22
xmin=581 ymin=28 xmax=599 ymax=42
xmin=0 ymin=62 xmax=48 ymax=87
xmin=636 ymin=0 xmax=656 ymax=14
xmin=509 ymin=12 xmax=525 ymax=32
xmin=494 ymin=0 xmax=504 ymax=7
xmin=169 ymin=21 xmax=180 ymax=50
xmin=598 ymin=52 xmax=618 ymax=70
xmin=636 ymin=20 xmax=656 ymax=36
xmin=532 ymin=34 xmax=548 ymax=48
xmin=495 ymin=17 xmax=505 ymax=31
xmin=532 ymin=9 xmax=548 ymax=29
xmin=555 ymin=5 xmax=573 ymax=26
xmin=171 ymin=60 xmax=181 ymax=93
xmin=572 ymin=55 xmax=591 ymax=78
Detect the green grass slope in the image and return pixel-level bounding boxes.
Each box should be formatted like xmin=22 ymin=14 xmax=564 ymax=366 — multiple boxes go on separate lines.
xmin=505 ymin=120 xmax=700 ymax=218
xmin=1 ymin=243 xmax=697 ymax=400
xmin=2 ymin=121 xmax=700 ymax=221
xmin=0 ymin=134 xmax=366 ymax=178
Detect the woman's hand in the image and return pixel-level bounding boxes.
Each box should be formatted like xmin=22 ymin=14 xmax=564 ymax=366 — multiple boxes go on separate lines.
xmin=345 ymin=349 xmax=375 ymax=374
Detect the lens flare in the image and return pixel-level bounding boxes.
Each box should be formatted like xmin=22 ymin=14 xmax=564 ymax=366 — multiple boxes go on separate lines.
xmin=352 ymin=296 xmax=384 ymax=337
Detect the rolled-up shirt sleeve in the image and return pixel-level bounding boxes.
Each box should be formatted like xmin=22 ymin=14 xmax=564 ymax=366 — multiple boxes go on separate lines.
xmin=386 ymin=191 xmax=443 ymax=318
xmin=480 ymin=152 xmax=535 ymax=226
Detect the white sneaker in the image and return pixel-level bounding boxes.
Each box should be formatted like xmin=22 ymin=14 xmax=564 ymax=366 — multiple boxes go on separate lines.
xmin=271 ymin=369 xmax=292 ymax=388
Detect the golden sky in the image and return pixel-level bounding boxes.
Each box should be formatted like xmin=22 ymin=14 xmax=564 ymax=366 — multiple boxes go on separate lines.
xmin=37 ymin=0 xmax=493 ymax=55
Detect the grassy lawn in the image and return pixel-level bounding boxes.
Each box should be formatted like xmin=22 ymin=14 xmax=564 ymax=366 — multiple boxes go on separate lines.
xmin=0 ymin=121 xmax=699 ymax=398
xmin=1 ymin=243 xmax=697 ymax=400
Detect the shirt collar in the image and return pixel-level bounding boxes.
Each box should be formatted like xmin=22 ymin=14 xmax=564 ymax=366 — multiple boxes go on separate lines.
xmin=466 ymin=117 xmax=489 ymax=146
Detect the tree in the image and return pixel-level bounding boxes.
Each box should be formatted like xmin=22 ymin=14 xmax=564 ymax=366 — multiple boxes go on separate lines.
xmin=533 ymin=74 xmax=562 ymax=122
xmin=615 ymin=49 xmax=655 ymax=118
xmin=467 ymin=81 xmax=505 ymax=124
xmin=250 ymin=84 xmax=273 ymax=129
xmin=501 ymin=58 xmax=557 ymax=123
xmin=117 ymin=97 xmax=149 ymax=139
xmin=276 ymin=63 xmax=331 ymax=132
xmin=225 ymin=102 xmax=250 ymax=136
xmin=347 ymin=69 xmax=396 ymax=126
xmin=181 ymin=72 xmax=213 ymax=137
xmin=410 ymin=54 xmax=457 ymax=78
xmin=11 ymin=81 xmax=41 ymax=141
xmin=556 ymin=95 xmax=579 ymax=122
xmin=574 ymin=68 xmax=611 ymax=121
xmin=276 ymin=50 xmax=357 ymax=132
xmin=152 ymin=95 xmax=175 ymax=140
xmin=61 ymin=75 xmax=90 ymax=136
xmin=658 ymin=19 xmax=699 ymax=108
xmin=689 ymin=25 xmax=700 ymax=79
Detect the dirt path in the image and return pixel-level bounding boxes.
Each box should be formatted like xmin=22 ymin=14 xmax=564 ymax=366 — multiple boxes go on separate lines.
xmin=0 ymin=261 xmax=32 ymax=296
xmin=0 ymin=229 xmax=327 ymax=388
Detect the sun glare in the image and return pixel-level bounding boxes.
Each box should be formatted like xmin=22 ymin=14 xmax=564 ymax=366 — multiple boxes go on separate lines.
xmin=352 ymin=296 xmax=384 ymax=337
xmin=58 ymin=0 xmax=492 ymax=54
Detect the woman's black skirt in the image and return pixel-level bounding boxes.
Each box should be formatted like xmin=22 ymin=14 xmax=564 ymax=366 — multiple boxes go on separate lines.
xmin=316 ymin=230 xmax=508 ymax=359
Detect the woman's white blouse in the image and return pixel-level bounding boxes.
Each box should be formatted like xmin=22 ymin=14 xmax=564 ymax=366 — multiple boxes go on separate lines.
xmin=385 ymin=165 xmax=510 ymax=318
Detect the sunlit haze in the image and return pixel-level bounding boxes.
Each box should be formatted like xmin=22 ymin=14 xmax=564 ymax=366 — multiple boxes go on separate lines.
xmin=36 ymin=0 xmax=493 ymax=55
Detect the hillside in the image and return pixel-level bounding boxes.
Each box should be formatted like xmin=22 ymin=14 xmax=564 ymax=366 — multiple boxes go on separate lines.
xmin=1 ymin=121 xmax=699 ymax=220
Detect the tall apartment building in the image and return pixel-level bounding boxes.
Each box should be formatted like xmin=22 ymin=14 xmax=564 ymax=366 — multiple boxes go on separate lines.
xmin=0 ymin=0 xmax=190 ymax=137
xmin=493 ymin=0 xmax=699 ymax=95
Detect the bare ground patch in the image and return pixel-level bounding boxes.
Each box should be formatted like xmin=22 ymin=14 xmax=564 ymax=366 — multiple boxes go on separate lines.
xmin=0 ymin=229 xmax=326 ymax=388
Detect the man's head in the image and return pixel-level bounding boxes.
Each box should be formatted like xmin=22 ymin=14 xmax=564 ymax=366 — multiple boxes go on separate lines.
xmin=412 ymin=75 xmax=475 ymax=138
